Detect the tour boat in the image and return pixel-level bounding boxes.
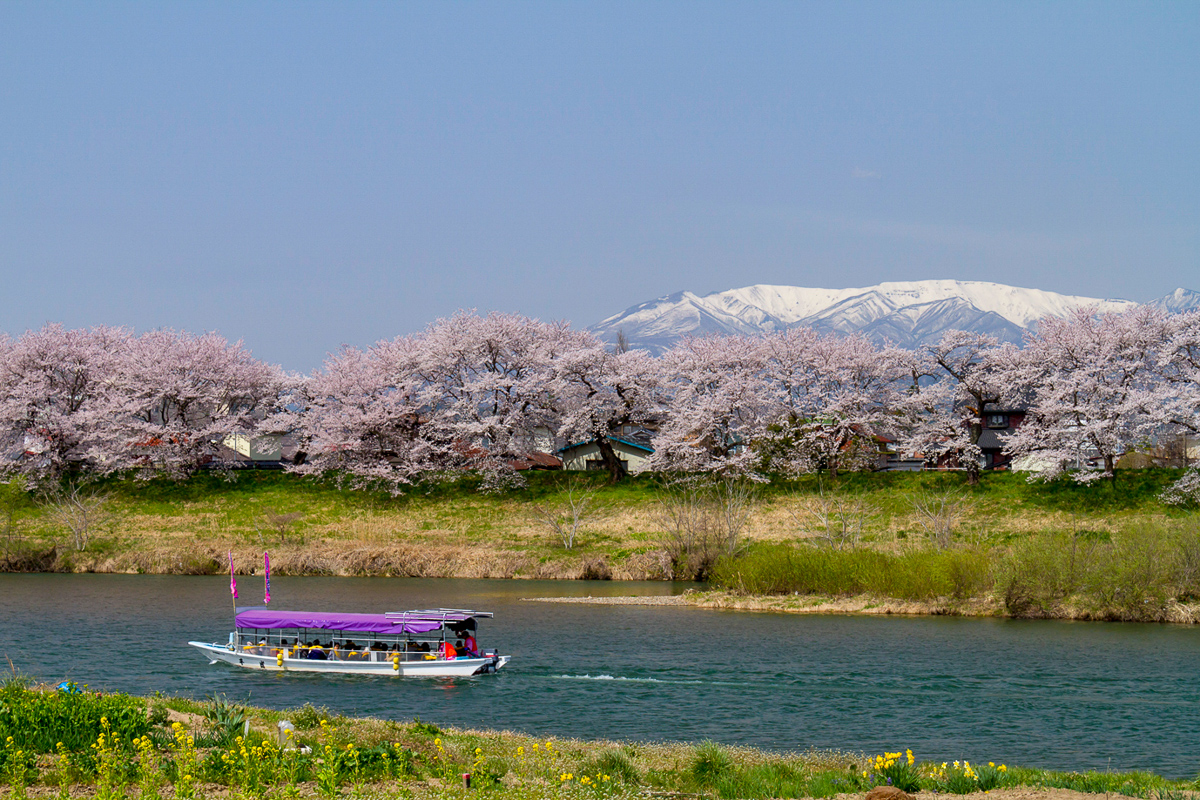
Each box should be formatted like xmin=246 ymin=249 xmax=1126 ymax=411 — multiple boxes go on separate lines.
xmin=189 ymin=608 xmax=511 ymax=677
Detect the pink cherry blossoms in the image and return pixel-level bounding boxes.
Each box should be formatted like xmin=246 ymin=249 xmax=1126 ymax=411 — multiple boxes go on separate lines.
xmin=0 ymin=306 xmax=1195 ymax=496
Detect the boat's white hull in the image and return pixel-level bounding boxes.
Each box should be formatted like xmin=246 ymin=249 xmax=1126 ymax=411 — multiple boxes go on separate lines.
xmin=189 ymin=642 xmax=510 ymax=677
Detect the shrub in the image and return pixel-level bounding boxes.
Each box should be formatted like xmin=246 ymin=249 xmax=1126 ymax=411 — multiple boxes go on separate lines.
xmin=0 ymin=683 xmax=149 ymax=757
xmin=690 ymin=741 xmax=734 ymax=786
xmin=579 ymin=748 xmax=640 ymax=785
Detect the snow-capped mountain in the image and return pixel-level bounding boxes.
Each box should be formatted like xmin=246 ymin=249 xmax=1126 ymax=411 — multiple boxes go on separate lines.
xmin=1151 ymin=287 xmax=1200 ymax=315
xmin=590 ymin=280 xmax=1197 ymax=351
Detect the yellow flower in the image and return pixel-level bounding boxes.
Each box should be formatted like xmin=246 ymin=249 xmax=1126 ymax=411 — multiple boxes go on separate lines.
xmin=517 ymin=746 xmax=524 ymax=755
xmin=999 ymin=765 xmax=1007 ymax=772
xmin=475 ymin=747 xmax=482 ymax=755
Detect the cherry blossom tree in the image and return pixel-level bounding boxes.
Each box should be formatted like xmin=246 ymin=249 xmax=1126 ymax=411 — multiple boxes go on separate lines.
xmin=1001 ymin=306 xmax=1169 ymax=483
xmin=899 ymin=331 xmax=1011 ymax=485
xmin=758 ymin=329 xmax=909 ymax=476
xmin=648 ymin=335 xmax=769 ymax=476
xmin=1154 ymin=310 xmax=1200 ymax=435
xmin=287 ymin=340 xmax=437 ymax=491
xmin=1153 ymin=310 xmax=1200 ymax=501
xmin=551 ymin=339 xmax=663 ymax=483
xmin=291 ymin=311 xmax=578 ymax=492
xmin=408 ymin=311 xmax=576 ymax=490
xmin=113 ymin=329 xmax=285 ymax=479
xmin=0 ymin=324 xmax=131 ymax=483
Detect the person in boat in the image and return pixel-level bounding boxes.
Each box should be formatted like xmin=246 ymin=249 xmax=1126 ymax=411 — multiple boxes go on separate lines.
xmin=453 ymin=639 xmax=466 ymax=657
xmin=441 ymin=640 xmax=457 ymax=660
xmin=306 ymin=641 xmax=327 ymax=660
xmin=463 ymin=633 xmax=479 ymax=657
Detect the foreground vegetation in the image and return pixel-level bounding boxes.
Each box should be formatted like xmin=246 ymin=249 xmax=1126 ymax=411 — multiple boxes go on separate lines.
xmin=1 ymin=679 xmax=1195 ymax=800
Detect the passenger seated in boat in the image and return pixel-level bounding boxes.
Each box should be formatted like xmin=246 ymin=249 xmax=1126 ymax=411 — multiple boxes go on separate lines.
xmin=454 ymin=639 xmax=466 ymax=657
xmin=371 ymin=641 xmax=387 ymax=651
xmin=464 ymin=634 xmax=479 ymax=657
xmin=441 ymin=640 xmax=457 ymax=660
xmin=306 ymin=642 xmax=327 ymax=660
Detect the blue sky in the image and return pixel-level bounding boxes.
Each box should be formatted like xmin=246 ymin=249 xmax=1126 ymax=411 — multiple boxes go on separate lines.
xmin=1 ymin=2 xmax=1196 ymax=371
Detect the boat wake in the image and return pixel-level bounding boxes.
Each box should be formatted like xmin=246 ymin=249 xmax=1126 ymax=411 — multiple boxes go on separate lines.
xmin=556 ymin=673 xmax=703 ymax=685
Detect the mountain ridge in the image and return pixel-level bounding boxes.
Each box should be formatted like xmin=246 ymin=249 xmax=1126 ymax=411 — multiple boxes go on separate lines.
xmin=590 ymin=280 xmax=1198 ymax=352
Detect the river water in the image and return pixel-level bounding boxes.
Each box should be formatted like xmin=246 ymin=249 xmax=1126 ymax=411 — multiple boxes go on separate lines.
xmin=1 ymin=574 xmax=1198 ymax=777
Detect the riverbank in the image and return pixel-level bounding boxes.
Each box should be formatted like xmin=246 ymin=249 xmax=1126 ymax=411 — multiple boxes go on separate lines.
xmin=524 ymin=590 xmax=1200 ymax=624
xmin=1 ymin=682 xmax=1194 ymax=799
xmin=2 ymin=470 xmax=1195 ymax=579
xmin=4 ymin=470 xmax=1200 ymax=623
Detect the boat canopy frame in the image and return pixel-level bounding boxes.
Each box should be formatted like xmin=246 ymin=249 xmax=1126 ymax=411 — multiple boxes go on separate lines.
xmin=232 ymin=607 xmax=491 ymax=635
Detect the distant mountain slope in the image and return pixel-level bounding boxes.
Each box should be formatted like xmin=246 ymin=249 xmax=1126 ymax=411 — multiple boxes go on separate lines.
xmin=590 ymin=280 xmax=1196 ymax=351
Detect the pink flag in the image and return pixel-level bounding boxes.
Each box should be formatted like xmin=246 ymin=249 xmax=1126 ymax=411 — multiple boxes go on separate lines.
xmin=264 ymin=551 xmax=271 ymax=605
xmin=229 ymin=550 xmax=238 ymax=599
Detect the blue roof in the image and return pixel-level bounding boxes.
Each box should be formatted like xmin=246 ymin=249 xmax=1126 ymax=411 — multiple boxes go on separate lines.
xmin=555 ymin=435 xmax=654 ymax=455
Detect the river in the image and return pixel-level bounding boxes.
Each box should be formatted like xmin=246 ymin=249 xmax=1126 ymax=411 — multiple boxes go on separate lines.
xmin=1 ymin=574 xmax=1197 ymax=777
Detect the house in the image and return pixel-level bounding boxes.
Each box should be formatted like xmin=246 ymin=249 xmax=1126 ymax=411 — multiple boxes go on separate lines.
xmin=556 ymin=435 xmax=654 ymax=473
xmin=976 ymin=409 xmax=1026 ymax=470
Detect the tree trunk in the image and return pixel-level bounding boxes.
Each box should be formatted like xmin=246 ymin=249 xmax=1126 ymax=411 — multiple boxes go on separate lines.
xmin=595 ymin=438 xmax=627 ymax=485
xmin=966 ymin=462 xmax=980 ymax=486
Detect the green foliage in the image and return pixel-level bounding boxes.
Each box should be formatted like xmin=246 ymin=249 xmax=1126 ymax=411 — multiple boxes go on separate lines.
xmin=409 ymin=717 xmax=442 ymax=737
xmin=710 ymin=543 xmax=993 ymax=601
xmin=199 ymin=694 xmax=247 ymax=747
xmin=691 ymin=741 xmax=735 ymax=786
xmin=996 ymin=525 xmax=1200 ymax=618
xmin=1023 ymin=767 xmax=1168 ymax=798
xmin=0 ymin=682 xmax=149 ymax=756
xmin=1 ymin=686 xmax=1197 ymax=800
xmin=579 ymin=748 xmax=641 ymax=785
xmin=286 ymin=703 xmax=336 ymax=731
xmin=864 ymin=750 xmax=922 ymax=792
xmin=804 ymin=770 xmax=861 ymax=798
xmin=715 ymin=516 xmax=1200 ymax=620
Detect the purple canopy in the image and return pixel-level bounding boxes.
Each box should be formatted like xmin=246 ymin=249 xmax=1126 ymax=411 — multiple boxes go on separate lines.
xmin=235 ymin=609 xmax=450 ymax=634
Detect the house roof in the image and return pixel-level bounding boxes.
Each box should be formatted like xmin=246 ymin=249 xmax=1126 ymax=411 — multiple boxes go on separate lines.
xmin=507 ymin=451 xmax=563 ymax=470
xmin=556 ymin=435 xmax=655 ymax=455
xmin=977 ymin=429 xmax=1012 ymax=451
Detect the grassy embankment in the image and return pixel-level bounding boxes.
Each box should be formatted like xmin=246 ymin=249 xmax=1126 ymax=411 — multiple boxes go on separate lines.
xmin=1 ymin=678 xmax=1195 ymax=800
xmin=3 ymin=469 xmax=1200 ymax=621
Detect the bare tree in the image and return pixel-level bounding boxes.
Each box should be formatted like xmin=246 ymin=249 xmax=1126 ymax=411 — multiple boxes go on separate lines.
xmin=652 ymin=476 xmax=758 ymax=579
xmin=910 ymin=489 xmax=975 ymax=549
xmin=263 ymin=509 xmax=306 ymax=545
xmin=44 ymin=483 xmax=112 ymax=551
xmin=528 ymin=478 xmax=605 ymax=550
xmin=790 ymin=491 xmax=874 ymax=550
xmin=713 ymin=476 xmax=757 ymax=558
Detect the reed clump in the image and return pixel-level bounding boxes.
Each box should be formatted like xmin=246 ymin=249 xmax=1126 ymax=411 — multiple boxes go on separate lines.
xmin=711 ymin=518 xmax=1200 ymax=622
